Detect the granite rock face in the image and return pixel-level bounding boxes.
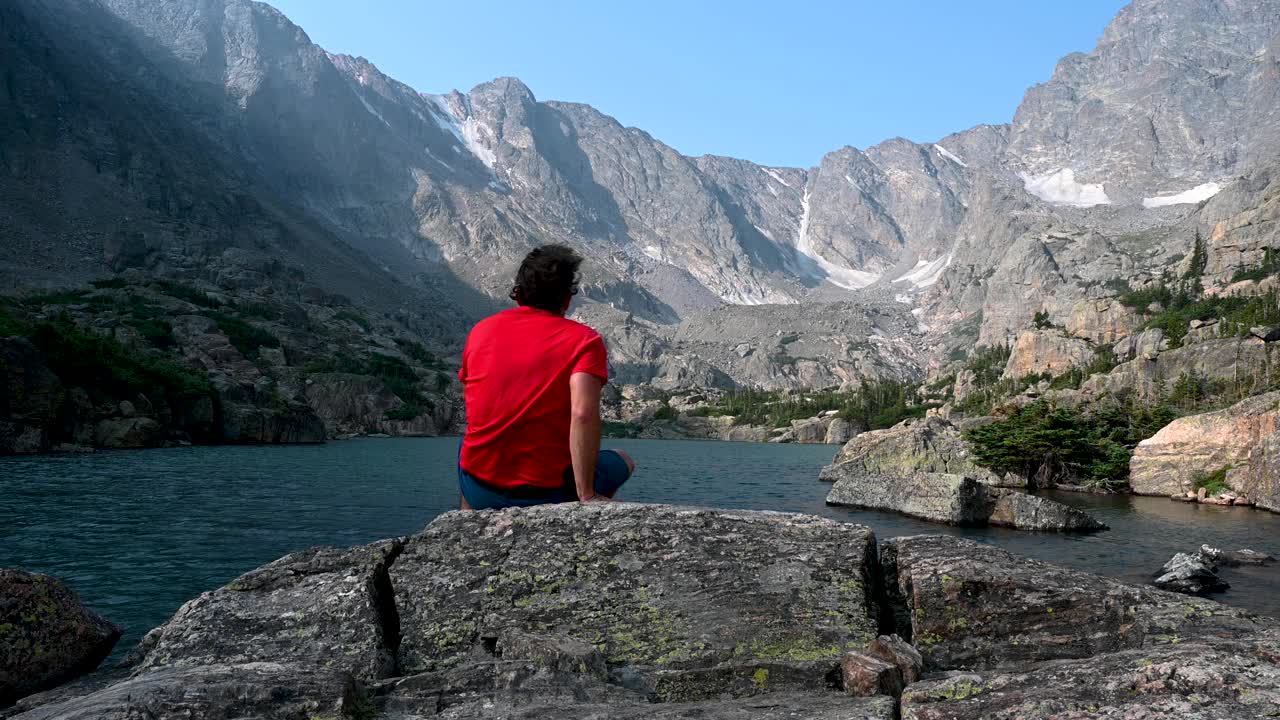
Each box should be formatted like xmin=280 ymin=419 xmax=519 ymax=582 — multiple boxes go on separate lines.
xmin=1129 ymin=390 xmax=1280 ymax=505
xmin=0 ymin=570 xmax=121 ymax=707
xmin=900 ymin=632 xmax=1280 ymax=720
xmin=1001 ymin=329 xmax=1095 ymax=380
xmin=825 ymin=417 xmax=1011 ymax=487
xmin=880 ymin=535 xmax=1265 ymax=672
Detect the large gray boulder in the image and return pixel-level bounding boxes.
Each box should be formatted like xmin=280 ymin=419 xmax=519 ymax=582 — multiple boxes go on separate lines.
xmin=14 ymin=505 xmax=887 ymax=718
xmin=391 ymin=504 xmax=882 ymax=703
xmin=824 ymin=417 xmax=1015 ymax=487
xmin=0 ymin=570 xmax=121 ymax=707
xmin=880 ymin=535 xmax=1265 ymax=672
xmin=13 ymin=505 xmax=1280 ymax=719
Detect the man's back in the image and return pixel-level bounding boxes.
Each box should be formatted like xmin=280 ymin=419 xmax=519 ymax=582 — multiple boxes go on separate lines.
xmin=459 ymin=305 xmax=608 ymax=489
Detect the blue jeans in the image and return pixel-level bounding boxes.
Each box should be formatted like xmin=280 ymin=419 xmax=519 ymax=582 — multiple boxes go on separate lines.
xmin=458 ymin=447 xmax=633 ymax=510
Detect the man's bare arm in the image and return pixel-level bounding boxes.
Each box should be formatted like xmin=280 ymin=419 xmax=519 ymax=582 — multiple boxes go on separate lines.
xmin=569 ymin=372 xmax=606 ymax=502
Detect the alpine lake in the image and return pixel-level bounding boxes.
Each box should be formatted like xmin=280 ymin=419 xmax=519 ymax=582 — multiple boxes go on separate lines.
xmin=3 ymin=437 xmax=1279 ymax=657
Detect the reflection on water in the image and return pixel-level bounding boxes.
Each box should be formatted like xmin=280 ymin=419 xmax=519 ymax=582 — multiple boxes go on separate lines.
xmin=2 ymin=437 xmax=1278 ymax=657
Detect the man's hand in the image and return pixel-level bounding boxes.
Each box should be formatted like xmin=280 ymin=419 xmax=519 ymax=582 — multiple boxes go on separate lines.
xmin=569 ymin=372 xmax=604 ymax=502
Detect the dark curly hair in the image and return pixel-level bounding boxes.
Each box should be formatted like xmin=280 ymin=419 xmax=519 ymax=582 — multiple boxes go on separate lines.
xmin=509 ymin=244 xmax=583 ymax=313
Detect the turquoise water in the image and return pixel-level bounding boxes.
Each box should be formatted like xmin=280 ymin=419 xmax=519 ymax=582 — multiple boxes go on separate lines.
xmin=3 ymin=437 xmax=1280 ymax=658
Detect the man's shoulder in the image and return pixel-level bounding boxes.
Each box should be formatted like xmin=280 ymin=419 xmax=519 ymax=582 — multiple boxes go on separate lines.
xmin=564 ymin=317 xmax=604 ymax=345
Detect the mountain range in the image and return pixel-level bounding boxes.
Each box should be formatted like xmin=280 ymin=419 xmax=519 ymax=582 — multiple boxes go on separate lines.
xmin=4 ymin=0 xmax=1280 ymax=392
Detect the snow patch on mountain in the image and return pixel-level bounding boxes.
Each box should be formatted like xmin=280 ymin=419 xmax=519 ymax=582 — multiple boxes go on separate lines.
xmin=933 ymin=144 xmax=968 ymax=168
xmin=763 ymin=168 xmax=793 ymax=188
xmin=357 ymin=95 xmax=391 ymax=129
xmin=424 ymin=94 xmax=496 ymax=170
xmin=1142 ymin=182 xmax=1222 ymax=208
xmin=893 ymin=253 xmax=951 ymax=288
xmin=1020 ymin=168 xmax=1111 ymax=207
xmin=795 ymin=189 xmax=879 ymax=290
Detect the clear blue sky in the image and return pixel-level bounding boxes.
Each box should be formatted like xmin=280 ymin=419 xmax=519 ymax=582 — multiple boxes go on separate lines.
xmin=267 ymin=0 xmax=1128 ymax=168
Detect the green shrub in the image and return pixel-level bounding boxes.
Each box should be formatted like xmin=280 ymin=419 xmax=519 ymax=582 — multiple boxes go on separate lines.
xmin=603 ymin=421 xmax=644 ymax=438
xmin=1032 ymin=311 xmax=1053 ymax=329
xmin=234 ymin=302 xmax=280 ymax=321
xmin=126 ymin=317 xmax=177 ymax=349
xmin=206 ymin=312 xmax=280 ymax=359
xmin=334 ymin=309 xmax=372 ymax=331
xmin=396 ymin=338 xmax=449 ymax=369
xmin=1230 ymin=247 xmax=1279 ymax=283
xmin=965 ymin=398 xmax=1178 ymax=489
xmin=27 ymin=317 xmax=212 ymax=404
xmin=306 ymin=352 xmax=433 ymax=417
xmin=1194 ymin=466 xmax=1231 ymax=495
xmin=155 ymin=280 xmax=221 ymax=308
xmin=0 ymin=303 xmax=27 ymax=337
xmin=699 ymin=381 xmax=934 ymax=430
xmin=653 ymin=403 xmax=679 ymax=421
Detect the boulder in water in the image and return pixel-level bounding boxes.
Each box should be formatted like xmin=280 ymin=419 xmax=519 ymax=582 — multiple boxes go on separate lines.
xmin=823 ymin=417 xmax=1016 ymax=487
xmin=0 ymin=570 xmax=122 ymax=707
xmin=1154 ymin=552 xmax=1230 ymax=594
xmin=1199 ymin=544 xmax=1275 ymax=566
xmin=821 ymin=467 xmax=1105 ymax=532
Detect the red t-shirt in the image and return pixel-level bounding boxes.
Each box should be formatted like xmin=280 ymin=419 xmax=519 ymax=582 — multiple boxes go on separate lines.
xmin=458 ymin=306 xmax=609 ymax=489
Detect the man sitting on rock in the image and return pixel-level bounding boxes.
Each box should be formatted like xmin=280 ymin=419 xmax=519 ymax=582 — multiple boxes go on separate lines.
xmin=457 ymin=244 xmax=635 ymax=510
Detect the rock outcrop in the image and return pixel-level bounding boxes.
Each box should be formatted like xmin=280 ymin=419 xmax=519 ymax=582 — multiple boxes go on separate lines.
xmin=822 ymin=468 xmax=1105 ymax=532
xmin=825 ymin=417 xmax=1012 ymax=486
xmin=1130 ymin=390 xmax=1280 ymax=510
xmin=819 ymin=416 xmax=1103 ymax=531
xmin=13 ymin=505 xmax=891 ymax=719
xmin=1001 ymin=329 xmax=1095 ymax=380
xmin=1199 ymin=544 xmax=1275 ymax=566
xmin=880 ymin=535 xmax=1265 ymax=671
xmin=0 ymin=570 xmax=122 ymax=707
xmin=11 ymin=505 xmax=1280 ymax=719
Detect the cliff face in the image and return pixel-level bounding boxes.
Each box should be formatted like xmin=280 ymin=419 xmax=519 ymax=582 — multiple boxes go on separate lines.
xmin=10 ymin=0 xmax=1280 ymax=393
xmin=6 ymin=504 xmax=1278 ymax=717
xmin=0 ymin=277 xmax=460 ymax=454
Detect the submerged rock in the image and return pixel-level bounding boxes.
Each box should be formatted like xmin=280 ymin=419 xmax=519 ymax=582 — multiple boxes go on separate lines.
xmin=1154 ymin=552 xmax=1230 ymax=594
xmin=0 ymin=570 xmax=121 ymax=707
xmin=1199 ymin=544 xmax=1275 ymax=566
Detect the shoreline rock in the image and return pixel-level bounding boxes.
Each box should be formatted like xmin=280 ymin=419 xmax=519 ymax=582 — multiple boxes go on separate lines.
xmin=0 ymin=570 xmax=122 ymax=707
xmin=1130 ymin=390 xmax=1280 ymax=512
xmin=8 ymin=504 xmax=1280 ymax=719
